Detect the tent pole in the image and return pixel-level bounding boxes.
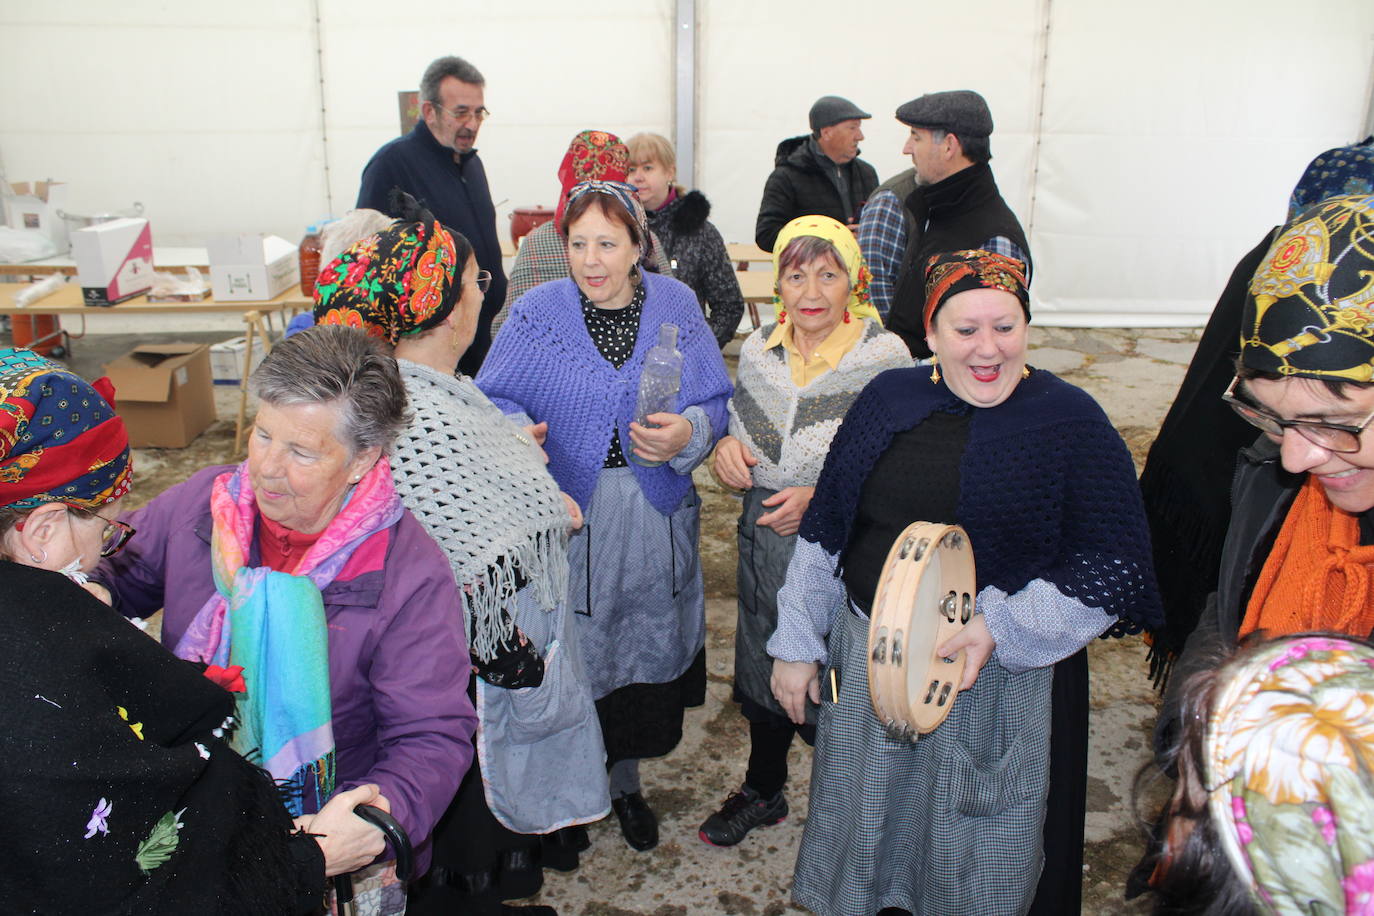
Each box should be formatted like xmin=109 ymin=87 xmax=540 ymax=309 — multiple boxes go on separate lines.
xmin=674 ymin=0 xmax=698 ymax=188
xmin=1024 ymin=0 xmax=1054 ymax=241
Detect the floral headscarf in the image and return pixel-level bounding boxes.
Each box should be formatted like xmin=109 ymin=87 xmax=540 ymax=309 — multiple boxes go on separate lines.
xmin=564 ymin=180 xmax=650 ymax=260
xmin=770 ymin=215 xmax=881 ymax=323
xmin=0 ymin=348 xmax=131 ymax=511
xmin=1205 ymin=635 xmax=1374 ymax=914
xmin=922 ymin=249 xmax=1030 ymax=332
xmin=1242 ymin=194 xmax=1374 ymax=383
xmin=554 ymin=130 xmax=630 ymax=228
xmin=313 ymin=220 xmax=460 ymax=346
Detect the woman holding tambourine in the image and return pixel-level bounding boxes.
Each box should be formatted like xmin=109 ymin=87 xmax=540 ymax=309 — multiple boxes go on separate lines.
xmin=768 ymin=250 xmax=1162 ymax=916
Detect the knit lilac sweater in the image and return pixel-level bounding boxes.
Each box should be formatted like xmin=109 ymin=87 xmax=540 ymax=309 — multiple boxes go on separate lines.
xmin=476 ymin=272 xmax=732 ymax=515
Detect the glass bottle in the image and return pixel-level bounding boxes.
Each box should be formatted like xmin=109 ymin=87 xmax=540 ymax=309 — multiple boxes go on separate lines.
xmin=630 ymin=323 xmax=683 ymax=468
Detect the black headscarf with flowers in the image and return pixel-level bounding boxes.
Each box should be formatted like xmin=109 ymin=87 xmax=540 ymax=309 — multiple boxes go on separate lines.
xmin=313 ymin=220 xmax=470 ymax=346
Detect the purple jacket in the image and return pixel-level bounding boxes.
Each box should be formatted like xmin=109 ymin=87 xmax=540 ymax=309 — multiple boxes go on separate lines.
xmin=102 ymin=465 xmax=476 ymax=873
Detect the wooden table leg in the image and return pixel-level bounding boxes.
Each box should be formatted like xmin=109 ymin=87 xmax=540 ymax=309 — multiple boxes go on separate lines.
xmin=234 ymin=311 xmax=264 ymax=455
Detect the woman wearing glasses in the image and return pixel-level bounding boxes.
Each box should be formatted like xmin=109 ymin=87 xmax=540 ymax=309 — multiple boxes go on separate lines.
xmin=1160 ymin=193 xmax=1374 ymax=751
xmin=0 ymin=348 xmax=397 ymax=912
xmin=316 ymin=219 xmax=605 ymax=915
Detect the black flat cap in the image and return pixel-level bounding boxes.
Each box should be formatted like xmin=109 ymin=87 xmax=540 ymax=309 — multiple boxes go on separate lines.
xmin=895 ymin=90 xmax=993 ymax=137
xmin=809 ymin=96 xmax=872 ymax=131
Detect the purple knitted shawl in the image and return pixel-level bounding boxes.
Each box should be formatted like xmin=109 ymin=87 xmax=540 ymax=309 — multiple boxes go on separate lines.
xmin=476 ymin=271 xmax=732 ymax=515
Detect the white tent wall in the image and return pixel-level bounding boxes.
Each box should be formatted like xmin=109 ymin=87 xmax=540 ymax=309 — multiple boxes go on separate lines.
xmin=2 ymin=0 xmax=1372 ymax=328
xmin=0 ymin=1 xmax=328 ymax=245
xmin=1030 ymin=0 xmax=1374 ymax=326
xmin=316 ymin=0 xmax=675 ymax=230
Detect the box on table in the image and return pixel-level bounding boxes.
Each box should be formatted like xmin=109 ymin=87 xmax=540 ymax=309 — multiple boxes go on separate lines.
xmin=103 ymin=343 xmax=216 ymax=448
xmin=4 ymin=180 xmax=69 ymax=252
xmin=207 ymin=234 xmax=298 ymax=301
xmin=72 ymin=218 xmax=154 ymax=306
xmin=209 ymin=335 xmax=266 ymax=385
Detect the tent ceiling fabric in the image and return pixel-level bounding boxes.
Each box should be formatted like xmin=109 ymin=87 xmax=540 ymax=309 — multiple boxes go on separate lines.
xmin=2 ymin=0 xmax=1372 ymax=326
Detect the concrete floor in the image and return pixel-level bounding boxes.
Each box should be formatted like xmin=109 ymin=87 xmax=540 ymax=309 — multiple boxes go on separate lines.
xmin=12 ymin=323 xmax=1200 ymax=915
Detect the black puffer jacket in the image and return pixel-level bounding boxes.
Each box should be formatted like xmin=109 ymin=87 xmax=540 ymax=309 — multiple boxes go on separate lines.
xmin=754 ymin=135 xmax=878 ymax=251
xmin=646 ymin=190 xmax=744 ymax=348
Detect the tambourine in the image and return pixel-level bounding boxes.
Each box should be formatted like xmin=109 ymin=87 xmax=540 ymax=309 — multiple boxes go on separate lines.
xmin=867 ymin=521 xmax=976 ymax=739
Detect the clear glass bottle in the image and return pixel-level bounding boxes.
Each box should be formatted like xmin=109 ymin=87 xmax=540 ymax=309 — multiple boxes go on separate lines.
xmin=630 ymin=323 xmax=683 ymax=468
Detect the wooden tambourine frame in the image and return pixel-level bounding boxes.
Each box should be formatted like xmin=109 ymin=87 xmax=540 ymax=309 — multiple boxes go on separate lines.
xmin=866 ymin=521 xmax=976 ymax=739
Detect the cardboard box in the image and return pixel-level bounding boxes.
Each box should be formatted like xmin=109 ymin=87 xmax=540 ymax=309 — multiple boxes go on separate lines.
xmin=209 ymin=335 xmax=266 ymax=385
xmin=4 ymin=180 xmax=69 ymax=251
xmin=208 ymin=234 xmax=299 ymax=301
xmin=72 ymin=218 xmax=154 ymax=306
xmin=103 ymin=343 xmax=216 ymax=448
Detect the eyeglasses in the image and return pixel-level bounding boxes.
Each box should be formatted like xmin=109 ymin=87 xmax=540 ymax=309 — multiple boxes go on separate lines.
xmin=433 ymin=104 xmax=490 ymax=123
xmin=471 ymin=270 xmax=492 ymax=294
xmin=1222 ymin=376 xmax=1374 ymax=454
xmin=67 ymin=504 xmax=137 ymax=558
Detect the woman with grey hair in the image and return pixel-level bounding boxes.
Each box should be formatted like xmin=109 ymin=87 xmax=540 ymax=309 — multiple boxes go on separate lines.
xmin=101 ymin=325 xmax=478 ymax=915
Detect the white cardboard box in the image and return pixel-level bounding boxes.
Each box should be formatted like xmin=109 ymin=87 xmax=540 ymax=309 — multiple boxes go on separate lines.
xmin=207 ymin=234 xmax=299 ymax=301
xmin=5 ymin=181 xmax=69 ymax=252
xmin=209 ymin=335 xmax=266 ymax=385
xmin=72 ymin=217 xmax=154 ymax=306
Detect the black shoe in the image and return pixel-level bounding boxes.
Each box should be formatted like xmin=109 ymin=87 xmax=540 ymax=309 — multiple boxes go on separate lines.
xmin=698 ymin=785 xmax=788 ymax=847
xmin=611 ymin=791 xmax=659 ymax=851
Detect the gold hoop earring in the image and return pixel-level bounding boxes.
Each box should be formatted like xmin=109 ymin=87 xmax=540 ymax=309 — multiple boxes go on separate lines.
xmin=1021 ymin=365 xmax=1031 ymax=379
xmin=930 ymin=356 xmax=941 ymax=385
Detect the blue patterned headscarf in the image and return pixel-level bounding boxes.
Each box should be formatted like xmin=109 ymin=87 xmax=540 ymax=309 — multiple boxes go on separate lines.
xmin=564 ymin=180 xmax=649 ymax=259
xmin=1287 ymin=137 xmax=1374 ymax=220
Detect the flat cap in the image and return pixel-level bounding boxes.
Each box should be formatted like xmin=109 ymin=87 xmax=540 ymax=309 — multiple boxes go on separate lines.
xmin=809 ymin=95 xmax=871 ymax=131
xmin=895 ymin=90 xmax=993 ymax=138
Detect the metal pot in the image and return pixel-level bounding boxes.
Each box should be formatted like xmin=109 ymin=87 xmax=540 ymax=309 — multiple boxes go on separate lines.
xmin=509 ymin=206 xmax=555 ymax=247
xmin=57 ymin=201 xmax=145 ymax=232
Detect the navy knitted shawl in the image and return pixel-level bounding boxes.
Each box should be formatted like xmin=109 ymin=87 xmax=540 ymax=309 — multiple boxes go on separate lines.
xmin=801 ymin=365 xmax=1163 ymax=633
xmin=476 ymin=271 xmax=732 ymax=515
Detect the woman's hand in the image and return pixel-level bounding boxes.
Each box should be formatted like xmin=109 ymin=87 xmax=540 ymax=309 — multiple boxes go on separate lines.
xmin=756 ymin=486 xmax=815 ymax=537
xmin=628 ymin=412 xmax=693 ymax=463
xmin=937 ymin=614 xmax=996 ymax=690
xmin=81 ymin=581 xmax=113 ymax=605
xmin=712 ymin=435 xmax=757 ymax=490
xmin=297 ymin=784 xmax=391 ymax=878
xmin=522 ymin=421 xmax=549 ymax=464
xmin=562 ymin=492 xmax=584 ymax=531
xmin=771 ymin=659 xmax=821 ymax=725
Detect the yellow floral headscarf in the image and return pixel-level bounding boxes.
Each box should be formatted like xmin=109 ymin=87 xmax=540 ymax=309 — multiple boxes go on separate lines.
xmin=1205 ymin=635 xmax=1374 ymax=914
xmin=771 ymin=215 xmax=881 ymax=324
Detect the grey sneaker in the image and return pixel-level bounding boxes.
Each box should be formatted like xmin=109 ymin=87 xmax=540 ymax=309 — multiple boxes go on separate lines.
xmin=698 ymin=785 xmax=788 ymax=846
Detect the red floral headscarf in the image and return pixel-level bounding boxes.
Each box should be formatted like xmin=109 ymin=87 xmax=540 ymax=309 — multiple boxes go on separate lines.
xmin=313 ymin=220 xmax=460 ymax=346
xmin=554 ymin=130 xmax=630 ymax=229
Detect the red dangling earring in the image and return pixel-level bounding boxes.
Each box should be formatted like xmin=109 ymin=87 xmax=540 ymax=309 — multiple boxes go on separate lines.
xmin=842 ymin=311 xmax=851 ymax=323
xmin=778 ymin=309 xmax=786 ymax=324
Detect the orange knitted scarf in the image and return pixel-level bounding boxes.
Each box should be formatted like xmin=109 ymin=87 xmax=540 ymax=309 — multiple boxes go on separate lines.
xmin=1239 ymin=476 xmax=1374 ymax=639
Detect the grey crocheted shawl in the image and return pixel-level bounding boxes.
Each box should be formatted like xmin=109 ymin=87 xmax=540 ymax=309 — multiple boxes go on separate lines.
xmin=391 ymin=359 xmax=570 ymax=659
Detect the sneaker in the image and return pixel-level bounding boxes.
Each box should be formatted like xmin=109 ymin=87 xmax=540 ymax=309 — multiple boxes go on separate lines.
xmin=698 ymin=785 xmax=788 ymax=847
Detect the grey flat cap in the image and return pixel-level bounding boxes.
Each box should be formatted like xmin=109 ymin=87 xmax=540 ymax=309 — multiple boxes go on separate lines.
xmin=895 ymin=90 xmax=993 ymax=137
xmin=809 ymin=95 xmax=872 ymax=131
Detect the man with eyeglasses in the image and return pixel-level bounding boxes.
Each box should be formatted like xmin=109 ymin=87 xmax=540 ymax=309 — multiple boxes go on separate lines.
xmin=1158 ymin=193 xmax=1374 ymax=746
xmin=357 ymin=55 xmax=507 ymax=375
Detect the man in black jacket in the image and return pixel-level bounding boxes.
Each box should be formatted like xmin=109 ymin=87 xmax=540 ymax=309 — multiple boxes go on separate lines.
xmin=754 ymin=96 xmax=878 ymax=252
xmin=880 ymin=90 xmax=1031 ymax=358
xmin=357 ymin=56 xmax=506 ymax=375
